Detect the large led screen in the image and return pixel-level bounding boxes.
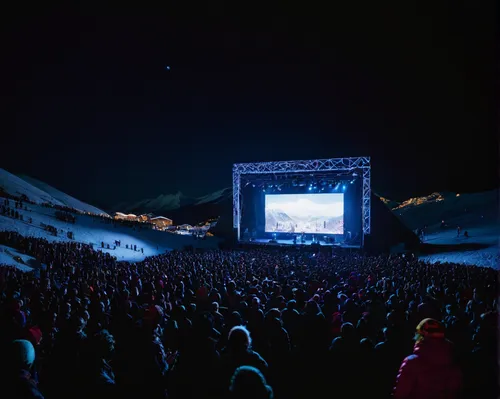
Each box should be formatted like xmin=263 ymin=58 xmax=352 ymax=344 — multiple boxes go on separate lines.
xmin=265 ymin=193 xmax=344 ymax=234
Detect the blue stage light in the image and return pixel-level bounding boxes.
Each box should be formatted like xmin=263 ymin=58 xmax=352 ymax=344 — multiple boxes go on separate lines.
xmin=342 ymin=185 xmax=346 ymax=191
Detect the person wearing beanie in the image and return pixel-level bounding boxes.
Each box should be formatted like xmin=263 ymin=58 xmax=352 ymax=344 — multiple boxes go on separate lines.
xmin=221 ymin=326 xmax=268 ymax=388
xmin=2 ymin=339 xmax=44 ymax=398
xmin=393 ymin=318 xmax=462 ymax=399
xmin=229 ymin=366 xmax=273 ymax=399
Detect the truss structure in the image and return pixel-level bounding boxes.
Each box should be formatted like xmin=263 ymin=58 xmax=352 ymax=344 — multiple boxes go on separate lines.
xmin=233 ymin=157 xmax=371 ymax=244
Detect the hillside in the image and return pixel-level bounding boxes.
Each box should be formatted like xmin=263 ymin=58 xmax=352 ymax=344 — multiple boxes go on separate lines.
xmin=0 ymin=168 xmax=108 ymax=216
xmin=384 ymin=189 xmax=499 ymax=268
xmin=0 ymin=168 xmax=62 ymax=205
xmin=19 ymin=174 xmax=108 ymax=216
xmin=390 ymin=190 xmax=498 ymax=231
xmin=117 ymin=191 xmax=196 ymax=215
xmin=115 ymin=187 xmax=232 ymax=220
xmin=0 ymin=201 xmax=220 ymax=270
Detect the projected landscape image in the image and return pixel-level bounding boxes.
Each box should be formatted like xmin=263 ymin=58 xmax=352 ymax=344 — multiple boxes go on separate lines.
xmin=265 ymin=193 xmax=344 ymax=234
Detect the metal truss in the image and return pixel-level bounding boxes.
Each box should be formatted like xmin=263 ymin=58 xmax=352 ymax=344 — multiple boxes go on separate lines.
xmin=233 ymin=157 xmax=371 ymax=243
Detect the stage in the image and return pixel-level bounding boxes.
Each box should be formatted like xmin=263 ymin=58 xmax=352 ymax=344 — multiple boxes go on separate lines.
xmin=233 ymin=157 xmax=371 ymax=249
xmin=243 ymin=238 xmax=360 ymax=249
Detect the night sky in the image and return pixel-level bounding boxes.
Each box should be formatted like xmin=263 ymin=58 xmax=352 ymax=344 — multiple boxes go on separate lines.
xmin=1 ymin=3 xmax=496 ymax=209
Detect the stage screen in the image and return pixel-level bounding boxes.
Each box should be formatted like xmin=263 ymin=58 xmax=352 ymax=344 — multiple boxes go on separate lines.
xmin=265 ymin=193 xmax=344 ymax=234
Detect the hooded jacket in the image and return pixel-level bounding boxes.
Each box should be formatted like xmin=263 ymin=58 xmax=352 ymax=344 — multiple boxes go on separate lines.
xmin=393 ymin=338 xmax=462 ymax=399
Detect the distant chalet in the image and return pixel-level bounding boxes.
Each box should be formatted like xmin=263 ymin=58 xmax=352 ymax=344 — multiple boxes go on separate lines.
xmin=149 ymin=216 xmax=173 ymax=229
xmin=113 ymin=212 xmax=173 ymax=228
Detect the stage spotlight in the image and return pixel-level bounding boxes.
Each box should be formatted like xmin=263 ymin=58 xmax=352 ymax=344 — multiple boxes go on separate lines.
xmin=342 ymin=185 xmax=346 ymax=191
xmin=308 ymin=186 xmax=312 ymax=191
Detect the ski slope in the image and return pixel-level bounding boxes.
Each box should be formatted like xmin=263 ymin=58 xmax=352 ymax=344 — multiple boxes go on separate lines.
xmin=0 ymin=244 xmax=40 ymax=272
xmin=0 ymin=201 xmax=220 ymax=270
xmin=0 ymin=168 xmax=108 ymax=216
xmin=19 ymin=174 xmax=108 ymax=216
xmin=0 ymin=169 xmax=60 ymax=205
xmin=389 ymin=189 xmax=499 ymax=268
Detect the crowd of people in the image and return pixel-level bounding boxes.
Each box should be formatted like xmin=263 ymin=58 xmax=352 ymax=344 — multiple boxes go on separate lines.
xmin=1 ymin=197 xmax=30 ymax=222
xmin=54 ymin=211 xmax=76 ymax=224
xmin=0 ymin=233 xmax=497 ymax=399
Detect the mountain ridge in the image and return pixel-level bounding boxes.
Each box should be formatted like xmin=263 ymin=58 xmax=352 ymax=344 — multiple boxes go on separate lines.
xmin=114 ymin=187 xmax=232 ymax=215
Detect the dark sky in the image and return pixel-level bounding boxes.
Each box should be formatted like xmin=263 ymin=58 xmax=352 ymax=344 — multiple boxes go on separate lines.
xmin=1 ymin=2 xmax=496 ymax=209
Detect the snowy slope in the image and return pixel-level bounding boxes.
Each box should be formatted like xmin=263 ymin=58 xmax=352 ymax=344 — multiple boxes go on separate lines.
xmin=117 ymin=191 xmax=196 ymax=214
xmin=0 ymin=201 xmax=221 ymax=270
xmin=116 ymin=187 xmax=231 ymax=217
xmin=391 ymin=190 xmax=498 ymax=231
xmin=0 ymin=168 xmax=63 ymax=205
xmin=0 ymin=168 xmax=108 ymax=216
xmin=383 ymin=189 xmax=499 ymax=268
xmin=0 ymin=244 xmax=40 ymax=272
xmin=19 ymin=175 xmax=108 ymax=216
xmin=194 ymin=187 xmax=232 ymax=205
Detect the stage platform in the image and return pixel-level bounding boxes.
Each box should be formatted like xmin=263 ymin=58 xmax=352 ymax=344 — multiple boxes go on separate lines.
xmin=242 ymin=238 xmax=360 ymax=249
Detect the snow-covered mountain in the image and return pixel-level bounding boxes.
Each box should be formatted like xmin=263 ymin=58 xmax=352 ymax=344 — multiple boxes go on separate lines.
xmin=19 ymin=175 xmax=108 ymax=216
xmin=266 ymin=209 xmax=295 ymax=225
xmin=194 ymin=187 xmax=232 ymax=206
xmin=116 ymin=192 xmax=196 ymax=215
xmin=0 ymin=168 xmax=108 ymax=216
xmin=117 ymin=187 xmax=232 ymax=215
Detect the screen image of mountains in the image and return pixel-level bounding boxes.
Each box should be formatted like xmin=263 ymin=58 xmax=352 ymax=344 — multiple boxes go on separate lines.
xmin=265 ymin=193 xmax=344 ymax=235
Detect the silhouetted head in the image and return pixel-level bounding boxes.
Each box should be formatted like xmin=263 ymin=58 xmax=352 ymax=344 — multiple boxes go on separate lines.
xmin=8 ymin=340 xmax=36 ymax=371
xmin=228 ymin=325 xmax=252 ymax=352
xmin=230 ymin=366 xmax=273 ymax=399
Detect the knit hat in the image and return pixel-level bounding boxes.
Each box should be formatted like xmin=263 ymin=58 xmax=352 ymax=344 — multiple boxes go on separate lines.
xmin=416 ymin=318 xmax=445 ymax=339
xmin=10 ymin=340 xmax=36 ymax=370
xmin=26 ymin=326 xmax=43 ymax=346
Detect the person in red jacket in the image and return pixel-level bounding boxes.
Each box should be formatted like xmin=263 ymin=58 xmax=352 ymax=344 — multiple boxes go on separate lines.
xmin=393 ymin=318 xmax=462 ymax=399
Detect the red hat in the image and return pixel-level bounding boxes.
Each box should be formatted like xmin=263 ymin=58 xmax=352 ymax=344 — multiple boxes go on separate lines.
xmin=27 ymin=326 xmax=43 ymax=345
